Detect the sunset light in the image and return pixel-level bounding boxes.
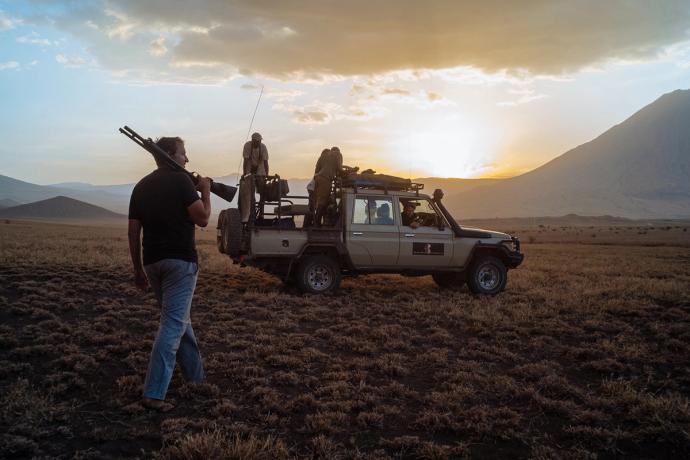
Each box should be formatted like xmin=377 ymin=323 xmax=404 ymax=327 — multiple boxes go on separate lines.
xmin=2 ymin=2 xmax=690 ymax=458
xmin=390 ymin=114 xmax=500 ymax=178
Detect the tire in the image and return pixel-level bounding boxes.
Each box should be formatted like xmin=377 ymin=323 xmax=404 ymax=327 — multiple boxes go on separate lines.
xmin=222 ymin=208 xmax=243 ymax=257
xmin=467 ymin=255 xmax=507 ymax=295
xmin=216 ymin=210 xmax=227 ymax=253
xmin=295 ymin=255 xmax=342 ymax=294
xmin=432 ymin=272 xmax=466 ymax=290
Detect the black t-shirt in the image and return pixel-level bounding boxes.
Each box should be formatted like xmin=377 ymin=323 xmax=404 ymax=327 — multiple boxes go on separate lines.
xmin=401 ymin=212 xmax=418 ymax=226
xmin=128 ymin=168 xmax=200 ymax=265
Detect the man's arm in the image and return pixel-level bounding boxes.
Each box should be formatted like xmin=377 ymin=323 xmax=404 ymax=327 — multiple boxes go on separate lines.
xmin=128 ymin=219 xmax=148 ymax=290
xmin=187 ymin=176 xmax=211 ymax=227
xmin=242 ymin=142 xmax=250 ymax=175
xmin=263 ymin=144 xmax=269 ymax=175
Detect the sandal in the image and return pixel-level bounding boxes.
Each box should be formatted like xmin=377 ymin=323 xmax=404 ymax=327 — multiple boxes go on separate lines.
xmin=142 ymin=398 xmax=174 ymax=412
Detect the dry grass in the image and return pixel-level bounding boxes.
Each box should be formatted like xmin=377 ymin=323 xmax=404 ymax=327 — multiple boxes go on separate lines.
xmin=1 ymin=219 xmax=690 ymax=459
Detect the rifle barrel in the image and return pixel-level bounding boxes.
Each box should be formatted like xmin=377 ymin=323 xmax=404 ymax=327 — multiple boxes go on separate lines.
xmin=119 ymin=125 xmax=237 ymax=203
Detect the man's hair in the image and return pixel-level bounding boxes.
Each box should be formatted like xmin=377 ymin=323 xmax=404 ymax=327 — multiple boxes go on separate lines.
xmin=156 ymin=137 xmax=184 ymax=156
xmin=154 ymin=137 xmax=184 ymax=168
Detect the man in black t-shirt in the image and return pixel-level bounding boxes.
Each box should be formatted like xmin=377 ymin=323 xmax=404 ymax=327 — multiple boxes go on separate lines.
xmin=128 ymin=136 xmax=211 ymax=411
xmin=401 ymin=201 xmax=421 ymax=229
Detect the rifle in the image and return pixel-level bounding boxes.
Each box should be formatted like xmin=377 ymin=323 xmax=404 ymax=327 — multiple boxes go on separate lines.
xmin=119 ymin=125 xmax=237 ymax=203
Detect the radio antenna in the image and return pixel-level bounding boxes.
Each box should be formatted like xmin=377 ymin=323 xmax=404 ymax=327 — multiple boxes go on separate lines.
xmin=236 ymin=85 xmax=264 ymax=182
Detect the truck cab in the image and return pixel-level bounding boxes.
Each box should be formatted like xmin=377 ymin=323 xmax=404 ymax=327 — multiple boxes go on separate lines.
xmin=217 ymin=173 xmax=523 ymax=295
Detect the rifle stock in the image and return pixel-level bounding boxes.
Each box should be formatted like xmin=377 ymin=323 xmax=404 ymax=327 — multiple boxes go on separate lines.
xmin=119 ymin=126 xmax=237 ymax=203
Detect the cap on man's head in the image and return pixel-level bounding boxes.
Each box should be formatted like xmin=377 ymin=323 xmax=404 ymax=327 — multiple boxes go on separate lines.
xmin=251 ymin=132 xmax=262 ymax=141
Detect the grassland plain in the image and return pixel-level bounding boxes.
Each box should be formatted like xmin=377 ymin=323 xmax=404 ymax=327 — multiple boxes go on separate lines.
xmin=1 ymin=219 xmax=690 ymax=459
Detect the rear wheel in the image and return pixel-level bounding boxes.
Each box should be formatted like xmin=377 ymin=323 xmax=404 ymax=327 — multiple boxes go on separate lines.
xmin=216 ymin=210 xmax=227 ymax=253
xmin=222 ymin=208 xmax=243 ymax=257
xmin=467 ymin=255 xmax=507 ymax=295
xmin=295 ymin=255 xmax=342 ymax=294
xmin=432 ymin=272 xmax=466 ymax=290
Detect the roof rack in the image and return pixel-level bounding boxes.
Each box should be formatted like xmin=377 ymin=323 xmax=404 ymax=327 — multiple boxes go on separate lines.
xmin=338 ymin=172 xmax=425 ymax=195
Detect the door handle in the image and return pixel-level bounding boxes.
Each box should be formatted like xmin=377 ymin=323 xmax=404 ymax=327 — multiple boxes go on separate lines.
xmin=404 ymin=233 xmax=415 ymax=237
xmin=353 ymin=232 xmax=363 ymax=236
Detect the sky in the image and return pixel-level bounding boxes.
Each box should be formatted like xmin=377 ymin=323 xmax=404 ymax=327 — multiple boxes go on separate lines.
xmin=1 ymin=0 xmax=690 ymax=185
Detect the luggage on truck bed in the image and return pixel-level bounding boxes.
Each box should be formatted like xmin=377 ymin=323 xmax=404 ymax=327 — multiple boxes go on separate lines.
xmin=261 ymin=177 xmax=290 ymax=201
xmin=274 ymin=204 xmax=310 ymax=215
xmin=341 ymin=172 xmax=413 ymax=191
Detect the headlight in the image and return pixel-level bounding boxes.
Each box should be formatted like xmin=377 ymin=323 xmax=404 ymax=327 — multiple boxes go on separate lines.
xmin=501 ymin=239 xmax=517 ymax=252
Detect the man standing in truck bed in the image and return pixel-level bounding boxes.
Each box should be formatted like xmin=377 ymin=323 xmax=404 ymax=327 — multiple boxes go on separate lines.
xmin=239 ymin=132 xmax=269 ymax=223
xmin=128 ymin=136 xmax=211 ymax=411
xmin=313 ymin=146 xmax=343 ymax=226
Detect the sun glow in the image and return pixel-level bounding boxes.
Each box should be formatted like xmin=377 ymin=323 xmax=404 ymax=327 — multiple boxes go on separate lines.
xmin=387 ymin=115 xmax=500 ymax=178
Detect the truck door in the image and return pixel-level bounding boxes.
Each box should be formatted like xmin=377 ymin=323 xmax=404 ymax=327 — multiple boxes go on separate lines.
xmin=346 ymin=196 xmax=400 ymax=267
xmin=397 ymin=198 xmax=454 ymax=267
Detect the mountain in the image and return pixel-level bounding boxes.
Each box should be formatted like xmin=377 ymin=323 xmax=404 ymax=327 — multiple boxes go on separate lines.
xmin=0 ymin=175 xmax=131 ymax=214
xmin=0 ymin=198 xmax=21 ymax=209
xmin=48 ymin=181 xmax=135 ymax=195
xmin=0 ymin=196 xmax=125 ymax=221
xmin=446 ymin=89 xmax=690 ymax=219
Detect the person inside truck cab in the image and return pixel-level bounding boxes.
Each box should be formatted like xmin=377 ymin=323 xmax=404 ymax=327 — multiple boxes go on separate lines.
xmin=375 ymin=203 xmax=394 ymax=225
xmin=401 ymin=201 xmax=421 ymax=229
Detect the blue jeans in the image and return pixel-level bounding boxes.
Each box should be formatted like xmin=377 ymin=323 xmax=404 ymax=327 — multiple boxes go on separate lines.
xmin=143 ymin=259 xmax=204 ymax=400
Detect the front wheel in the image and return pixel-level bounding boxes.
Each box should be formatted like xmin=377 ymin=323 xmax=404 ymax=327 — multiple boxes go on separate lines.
xmin=467 ymin=256 xmax=507 ymax=295
xmin=295 ymin=255 xmax=342 ymax=294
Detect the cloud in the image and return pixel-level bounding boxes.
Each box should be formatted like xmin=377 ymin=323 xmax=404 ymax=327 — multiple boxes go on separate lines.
xmin=347 ymin=79 xmax=452 ymax=110
xmin=0 ymin=61 xmax=20 ymax=71
xmin=148 ymin=36 xmax=167 ymax=57
xmin=51 ymin=0 xmax=690 ymax=79
xmin=55 ymin=54 xmax=87 ymax=68
xmin=497 ymin=88 xmax=548 ymax=107
xmin=30 ymin=0 xmax=690 ymax=86
xmin=272 ymin=100 xmax=340 ymax=124
xmin=0 ymin=10 xmax=19 ymax=31
xmin=16 ymin=32 xmax=54 ymax=47
xmin=381 ymin=88 xmax=411 ymax=96
xmin=294 ymin=110 xmax=330 ymax=124
xmin=426 ymin=91 xmax=442 ymax=102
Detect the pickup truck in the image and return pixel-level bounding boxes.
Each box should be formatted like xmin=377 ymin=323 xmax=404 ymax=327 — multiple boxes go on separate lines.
xmin=217 ymin=173 xmax=523 ymax=295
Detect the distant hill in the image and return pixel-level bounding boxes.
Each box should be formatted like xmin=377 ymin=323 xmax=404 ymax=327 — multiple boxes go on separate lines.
xmin=0 ymin=196 xmax=125 ymax=221
xmin=48 ymin=181 xmax=135 ymax=195
xmin=0 ymin=175 xmax=131 ymax=214
xmin=446 ymin=89 xmax=690 ymax=219
xmin=0 ymin=198 xmax=21 ymax=209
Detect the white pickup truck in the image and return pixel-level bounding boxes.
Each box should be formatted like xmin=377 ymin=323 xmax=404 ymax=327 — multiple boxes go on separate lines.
xmin=217 ymin=174 xmax=523 ymax=295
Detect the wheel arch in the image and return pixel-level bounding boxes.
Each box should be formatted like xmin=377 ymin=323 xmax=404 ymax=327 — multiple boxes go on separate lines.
xmin=287 ymin=243 xmax=352 ymax=280
xmin=467 ymin=243 xmax=513 ymax=270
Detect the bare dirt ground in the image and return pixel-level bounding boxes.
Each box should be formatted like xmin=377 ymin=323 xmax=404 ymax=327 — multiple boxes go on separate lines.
xmin=1 ymin=219 xmax=690 ymax=459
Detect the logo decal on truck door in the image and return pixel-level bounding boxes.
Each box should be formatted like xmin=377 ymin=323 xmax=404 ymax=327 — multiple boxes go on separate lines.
xmin=413 ymin=242 xmax=444 ymax=255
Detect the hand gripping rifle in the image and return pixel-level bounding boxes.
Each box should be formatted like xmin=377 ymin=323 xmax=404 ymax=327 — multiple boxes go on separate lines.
xmin=119 ymin=125 xmax=237 ymax=203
